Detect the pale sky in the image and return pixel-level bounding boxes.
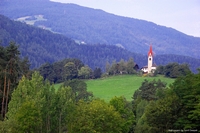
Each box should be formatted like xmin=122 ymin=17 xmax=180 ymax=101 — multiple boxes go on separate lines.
xmin=51 ymin=0 xmax=200 ymax=37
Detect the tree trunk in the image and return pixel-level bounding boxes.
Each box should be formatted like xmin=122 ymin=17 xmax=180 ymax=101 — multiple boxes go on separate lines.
xmin=5 ymin=78 xmax=11 ymax=115
xmin=1 ymin=70 xmax=6 ymax=118
xmin=59 ymin=112 xmax=62 ymax=133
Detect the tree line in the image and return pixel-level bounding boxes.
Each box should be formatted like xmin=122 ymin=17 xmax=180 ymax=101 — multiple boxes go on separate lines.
xmin=37 ymin=58 xmax=102 ymax=84
xmin=155 ymin=62 xmax=191 ymax=78
xmin=105 ymin=58 xmax=138 ymax=75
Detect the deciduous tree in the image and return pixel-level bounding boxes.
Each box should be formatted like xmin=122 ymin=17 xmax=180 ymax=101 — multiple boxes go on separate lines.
xmin=68 ymin=99 xmax=124 ymax=133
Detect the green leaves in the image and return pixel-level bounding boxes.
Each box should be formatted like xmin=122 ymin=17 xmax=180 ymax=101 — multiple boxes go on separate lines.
xmin=63 ymin=79 xmax=93 ymax=102
xmin=156 ymin=63 xmax=191 ymax=78
xmin=15 ymin=101 xmax=42 ymax=133
xmin=68 ymin=99 xmax=124 ymax=133
xmin=110 ymin=96 xmax=135 ymax=132
xmin=172 ymin=72 xmax=200 ymax=129
xmin=107 ymin=57 xmax=137 ymax=75
xmin=133 ymin=79 xmax=167 ymax=101
xmin=6 ymin=71 xmax=77 ymax=132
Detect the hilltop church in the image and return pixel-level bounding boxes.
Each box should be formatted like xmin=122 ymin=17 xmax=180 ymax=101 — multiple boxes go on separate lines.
xmin=141 ymin=45 xmax=157 ymax=73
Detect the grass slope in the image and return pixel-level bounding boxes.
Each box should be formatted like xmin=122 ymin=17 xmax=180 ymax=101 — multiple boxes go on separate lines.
xmin=86 ymin=75 xmax=174 ymax=102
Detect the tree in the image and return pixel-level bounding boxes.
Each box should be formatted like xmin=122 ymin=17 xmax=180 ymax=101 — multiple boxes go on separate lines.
xmin=105 ymin=61 xmax=110 ymax=73
xmin=109 ymin=60 xmax=117 ymax=75
xmin=63 ymin=79 xmax=93 ymax=102
xmin=171 ymin=72 xmax=200 ymax=129
xmin=1 ymin=42 xmax=22 ymax=119
xmin=78 ymin=65 xmax=92 ymax=79
xmin=6 ymin=72 xmax=44 ymax=119
xmin=68 ymin=99 xmax=124 ymax=133
xmin=53 ymin=86 xmax=75 ymax=133
xmin=118 ymin=59 xmax=127 ymax=74
xmin=157 ymin=62 xmax=191 ymax=78
xmin=93 ymin=67 xmax=102 ymax=79
xmin=145 ymin=91 xmax=180 ymax=132
xmin=127 ymin=57 xmax=136 ymax=74
xmin=109 ymin=96 xmax=135 ymax=132
xmin=38 ymin=62 xmax=55 ymax=82
xmin=64 ymin=62 xmax=78 ymax=80
xmin=14 ymin=100 xmax=42 ymax=133
xmin=5 ymin=72 xmax=44 ymax=132
xmin=134 ymin=99 xmax=150 ymax=133
xmin=19 ymin=56 xmax=31 ymax=78
xmin=133 ymin=79 xmax=167 ymax=101
xmin=6 ymin=71 xmax=76 ymax=132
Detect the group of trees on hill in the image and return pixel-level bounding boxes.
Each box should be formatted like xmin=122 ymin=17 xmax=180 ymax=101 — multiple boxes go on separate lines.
xmin=105 ymin=58 xmax=139 ymax=75
xmin=38 ymin=58 xmax=102 ymax=83
xmin=155 ymin=62 xmax=191 ymax=78
xmin=0 ymin=42 xmax=30 ymax=119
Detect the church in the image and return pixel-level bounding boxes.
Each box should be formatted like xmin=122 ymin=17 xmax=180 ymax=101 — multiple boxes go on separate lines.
xmin=140 ymin=45 xmax=156 ymax=74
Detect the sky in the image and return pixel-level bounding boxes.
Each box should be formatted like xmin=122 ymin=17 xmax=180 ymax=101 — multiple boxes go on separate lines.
xmin=50 ymin=0 xmax=200 ymax=37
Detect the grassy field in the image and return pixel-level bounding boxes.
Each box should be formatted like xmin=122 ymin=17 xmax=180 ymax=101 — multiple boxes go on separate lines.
xmin=86 ymin=75 xmax=175 ymax=102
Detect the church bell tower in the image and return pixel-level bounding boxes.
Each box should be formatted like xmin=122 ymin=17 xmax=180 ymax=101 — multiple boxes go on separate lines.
xmin=148 ymin=45 xmax=153 ymax=73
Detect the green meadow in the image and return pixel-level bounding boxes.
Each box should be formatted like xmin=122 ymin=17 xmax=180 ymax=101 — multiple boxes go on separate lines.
xmin=86 ymin=75 xmax=175 ymax=102
xmin=54 ymin=75 xmax=175 ymax=102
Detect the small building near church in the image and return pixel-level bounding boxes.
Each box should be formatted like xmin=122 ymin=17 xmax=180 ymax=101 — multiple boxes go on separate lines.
xmin=141 ymin=45 xmax=157 ymax=74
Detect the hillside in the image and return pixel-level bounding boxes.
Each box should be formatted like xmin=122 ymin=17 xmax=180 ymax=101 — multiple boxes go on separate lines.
xmin=1 ymin=14 xmax=200 ymax=72
xmin=54 ymin=75 xmax=175 ymax=101
xmin=0 ymin=14 xmax=143 ymax=69
xmin=86 ymin=75 xmax=175 ymax=101
xmin=1 ymin=0 xmax=200 ymax=59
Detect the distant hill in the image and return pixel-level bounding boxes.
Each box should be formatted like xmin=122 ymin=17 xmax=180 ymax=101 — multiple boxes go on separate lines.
xmin=1 ymin=0 xmax=200 ymax=59
xmin=0 ymin=14 xmax=200 ymax=73
xmin=0 ymin=14 xmax=143 ymax=69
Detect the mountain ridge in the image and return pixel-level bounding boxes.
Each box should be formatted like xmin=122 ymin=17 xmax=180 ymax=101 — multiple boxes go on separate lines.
xmin=0 ymin=0 xmax=200 ymax=59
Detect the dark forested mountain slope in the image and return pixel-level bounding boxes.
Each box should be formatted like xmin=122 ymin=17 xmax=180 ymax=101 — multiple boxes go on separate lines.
xmin=0 ymin=14 xmax=200 ymax=73
xmin=0 ymin=14 xmax=143 ymax=69
xmin=0 ymin=0 xmax=200 ymax=59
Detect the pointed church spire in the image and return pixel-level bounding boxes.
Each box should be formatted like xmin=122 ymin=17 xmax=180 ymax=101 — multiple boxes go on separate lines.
xmin=148 ymin=45 xmax=153 ymax=57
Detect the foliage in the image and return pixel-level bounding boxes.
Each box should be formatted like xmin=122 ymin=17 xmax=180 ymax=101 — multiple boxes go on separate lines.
xmin=156 ymin=62 xmax=191 ymax=78
xmin=109 ymin=96 xmax=135 ymax=132
xmin=133 ymin=79 xmax=167 ymax=101
xmin=171 ymin=72 xmax=200 ymax=129
xmin=38 ymin=58 xmax=85 ymax=83
xmin=15 ymin=100 xmax=42 ymax=133
xmin=93 ymin=67 xmax=102 ymax=79
xmin=107 ymin=57 xmax=137 ymax=75
xmin=0 ymin=42 xmax=30 ymax=119
xmin=78 ymin=65 xmax=92 ymax=79
xmin=145 ymin=91 xmax=180 ymax=132
xmin=132 ymin=71 xmax=200 ymax=132
xmin=68 ymin=99 xmax=125 ymax=133
xmin=63 ymin=79 xmax=93 ymax=102
xmin=5 ymin=71 xmax=75 ymax=133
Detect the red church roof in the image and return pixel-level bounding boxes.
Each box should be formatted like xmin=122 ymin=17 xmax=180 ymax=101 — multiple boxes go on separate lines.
xmin=148 ymin=45 xmax=153 ymax=56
